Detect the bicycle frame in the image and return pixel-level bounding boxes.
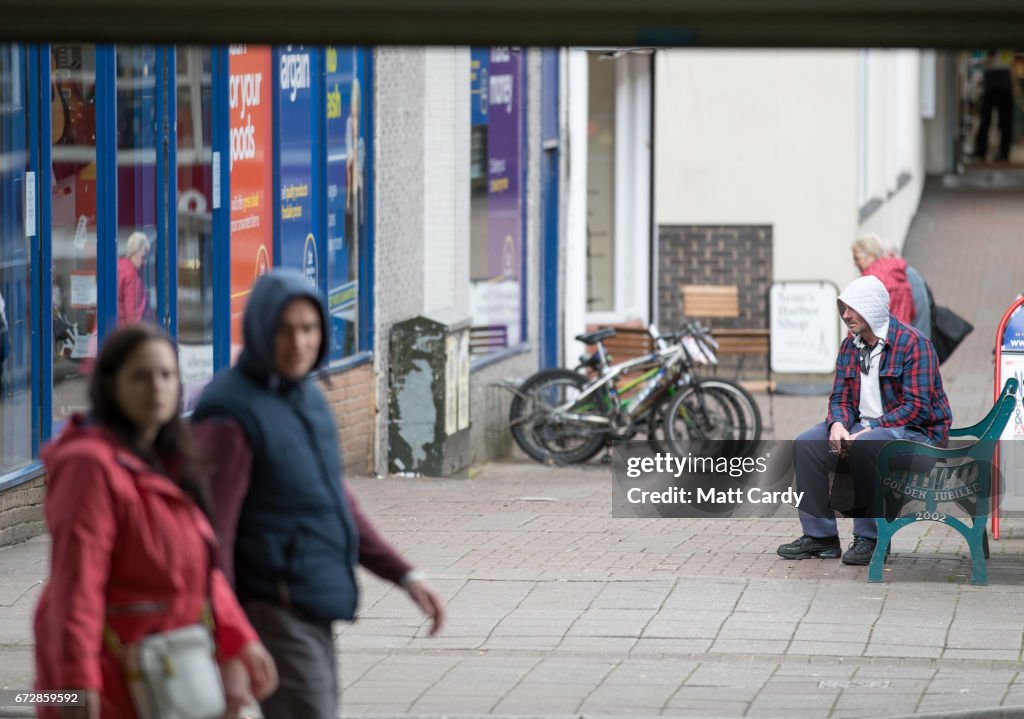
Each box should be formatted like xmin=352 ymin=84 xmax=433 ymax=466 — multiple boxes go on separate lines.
xmin=550 ymin=344 xmax=686 ymax=426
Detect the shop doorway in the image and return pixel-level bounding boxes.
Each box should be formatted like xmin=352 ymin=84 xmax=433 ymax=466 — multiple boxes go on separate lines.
xmin=957 ymin=50 xmax=1024 ymax=166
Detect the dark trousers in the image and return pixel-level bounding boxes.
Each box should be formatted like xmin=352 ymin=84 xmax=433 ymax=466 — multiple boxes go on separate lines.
xmin=244 ymin=600 xmax=338 ymax=719
xmin=793 ymin=421 xmax=927 ymax=540
xmin=976 ymin=86 xmax=1014 ymax=159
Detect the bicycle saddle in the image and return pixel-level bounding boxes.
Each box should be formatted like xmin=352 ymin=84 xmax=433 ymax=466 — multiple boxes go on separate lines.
xmin=575 ymin=328 xmax=616 ymax=344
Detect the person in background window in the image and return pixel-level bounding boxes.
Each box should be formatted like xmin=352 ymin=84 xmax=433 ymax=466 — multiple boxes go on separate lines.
xmin=851 ymin=233 xmax=916 ymax=326
xmin=117 ymin=231 xmax=150 ymax=327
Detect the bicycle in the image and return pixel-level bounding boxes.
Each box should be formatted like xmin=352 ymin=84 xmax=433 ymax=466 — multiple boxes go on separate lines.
xmin=508 ymin=324 xmax=761 ymax=465
xmin=659 ymin=321 xmax=762 ymax=458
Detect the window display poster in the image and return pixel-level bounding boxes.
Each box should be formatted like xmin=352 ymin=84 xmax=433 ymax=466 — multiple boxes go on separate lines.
xmin=229 ymin=45 xmax=273 ymax=356
xmin=277 ymin=45 xmax=318 ymax=289
xmin=485 ymin=47 xmax=523 ymax=285
xmin=470 ymin=47 xmax=489 ymax=128
xmin=325 ymin=46 xmax=368 ymax=361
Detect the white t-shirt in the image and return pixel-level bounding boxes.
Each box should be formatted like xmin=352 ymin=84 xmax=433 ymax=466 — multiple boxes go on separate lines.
xmin=857 ymin=339 xmax=885 ymax=424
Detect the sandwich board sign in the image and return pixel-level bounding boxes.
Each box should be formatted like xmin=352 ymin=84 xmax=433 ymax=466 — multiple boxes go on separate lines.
xmin=770 ymin=280 xmax=841 ymax=375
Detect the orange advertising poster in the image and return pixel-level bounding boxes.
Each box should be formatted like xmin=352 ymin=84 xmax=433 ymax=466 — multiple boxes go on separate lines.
xmin=229 ymin=45 xmax=273 ymax=360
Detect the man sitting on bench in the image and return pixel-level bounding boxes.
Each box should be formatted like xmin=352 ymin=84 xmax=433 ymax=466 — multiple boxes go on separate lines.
xmin=777 ymin=275 xmax=952 ymax=566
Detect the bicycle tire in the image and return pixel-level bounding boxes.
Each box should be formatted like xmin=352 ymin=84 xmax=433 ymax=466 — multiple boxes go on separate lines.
xmin=662 ymin=379 xmax=762 ymax=457
xmin=708 ymin=376 xmax=765 ymax=444
xmin=508 ymin=368 xmax=609 ymax=465
xmin=698 ymin=378 xmax=762 ymax=446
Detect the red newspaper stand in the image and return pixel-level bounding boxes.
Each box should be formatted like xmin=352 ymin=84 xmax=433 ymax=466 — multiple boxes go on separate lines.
xmin=993 ymin=295 xmax=1024 ymax=539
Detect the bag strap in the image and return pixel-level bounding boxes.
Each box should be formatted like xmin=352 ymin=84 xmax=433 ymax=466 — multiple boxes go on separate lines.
xmin=103 ymin=539 xmax=218 ymax=668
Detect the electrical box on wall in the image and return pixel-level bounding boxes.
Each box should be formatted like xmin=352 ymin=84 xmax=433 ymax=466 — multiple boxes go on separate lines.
xmin=389 ymin=310 xmax=471 ymax=477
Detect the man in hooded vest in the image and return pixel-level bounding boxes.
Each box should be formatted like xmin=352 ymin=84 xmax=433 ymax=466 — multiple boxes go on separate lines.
xmin=192 ymin=269 xmax=445 ymax=718
xmin=777 ymin=275 xmax=952 ymax=566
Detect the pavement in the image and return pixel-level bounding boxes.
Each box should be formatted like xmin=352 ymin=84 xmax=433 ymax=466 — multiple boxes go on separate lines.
xmin=2 ymin=179 xmax=1024 ymax=718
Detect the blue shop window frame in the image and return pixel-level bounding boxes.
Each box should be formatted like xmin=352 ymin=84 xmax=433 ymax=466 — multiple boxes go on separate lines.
xmin=0 ymin=44 xmax=40 ymax=489
xmin=212 ymin=46 xmax=231 ymax=372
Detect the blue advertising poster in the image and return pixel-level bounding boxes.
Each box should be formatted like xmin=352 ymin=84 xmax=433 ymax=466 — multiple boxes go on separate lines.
xmin=1002 ymin=303 xmax=1024 ymax=351
xmin=276 ymin=45 xmax=318 ymax=288
xmin=470 ymin=48 xmax=489 ymax=128
xmin=325 ymin=46 xmax=369 ymax=361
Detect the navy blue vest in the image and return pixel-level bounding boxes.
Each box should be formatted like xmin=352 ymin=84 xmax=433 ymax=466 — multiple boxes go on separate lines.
xmin=194 ymin=368 xmax=360 ymax=621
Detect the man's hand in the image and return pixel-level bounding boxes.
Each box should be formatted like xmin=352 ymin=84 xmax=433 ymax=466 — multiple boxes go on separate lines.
xmin=220 ymin=640 xmax=278 ymax=718
xmin=406 ymin=579 xmax=446 ymax=637
xmin=828 ymin=422 xmax=851 ymax=454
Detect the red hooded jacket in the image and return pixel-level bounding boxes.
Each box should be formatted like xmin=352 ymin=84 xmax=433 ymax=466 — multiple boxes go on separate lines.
xmin=33 ymin=416 xmax=257 ymax=717
xmin=863 ymin=256 xmax=916 ymax=325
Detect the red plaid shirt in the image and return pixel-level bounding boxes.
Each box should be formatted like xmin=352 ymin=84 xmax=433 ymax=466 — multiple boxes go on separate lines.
xmin=827 ymin=317 xmax=952 ymax=445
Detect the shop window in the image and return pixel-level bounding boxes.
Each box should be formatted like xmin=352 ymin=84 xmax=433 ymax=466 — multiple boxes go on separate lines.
xmin=50 ymin=43 xmax=98 ymax=424
xmin=115 ymin=46 xmax=158 ymax=333
xmin=228 ymin=45 xmax=273 ymax=364
xmin=177 ymin=47 xmax=215 ymax=408
xmin=469 ymin=47 xmax=525 ymax=356
xmin=0 ymin=45 xmax=33 ymax=473
xmin=324 ymin=46 xmax=369 ymax=362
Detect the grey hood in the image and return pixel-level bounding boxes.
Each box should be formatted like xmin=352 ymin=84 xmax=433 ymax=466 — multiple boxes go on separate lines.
xmin=838 ymin=274 xmax=890 ymax=343
xmin=237 ymin=268 xmax=330 ymax=385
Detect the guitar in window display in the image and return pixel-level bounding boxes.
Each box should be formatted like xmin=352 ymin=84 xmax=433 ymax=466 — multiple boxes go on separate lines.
xmin=51 ymin=45 xmax=96 ymax=182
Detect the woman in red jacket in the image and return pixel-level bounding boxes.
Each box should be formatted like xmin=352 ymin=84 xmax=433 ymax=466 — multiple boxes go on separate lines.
xmin=851 ymin=233 xmax=916 ymax=326
xmin=34 ymin=325 xmax=277 ymax=718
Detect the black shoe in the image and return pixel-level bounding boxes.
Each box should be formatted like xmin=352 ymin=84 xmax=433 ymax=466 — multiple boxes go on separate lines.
xmin=842 ymin=536 xmax=890 ymax=566
xmin=777 ymin=534 xmax=841 ymax=560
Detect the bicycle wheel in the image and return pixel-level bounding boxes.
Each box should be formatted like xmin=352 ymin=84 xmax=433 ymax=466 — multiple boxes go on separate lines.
xmin=662 ymin=379 xmax=762 ymax=457
xmin=699 ymin=378 xmax=762 ymax=446
xmin=509 ymin=369 xmax=609 ymax=465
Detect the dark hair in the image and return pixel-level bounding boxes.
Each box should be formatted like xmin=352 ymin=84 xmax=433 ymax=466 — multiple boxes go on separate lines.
xmin=88 ymin=324 xmax=213 ymax=519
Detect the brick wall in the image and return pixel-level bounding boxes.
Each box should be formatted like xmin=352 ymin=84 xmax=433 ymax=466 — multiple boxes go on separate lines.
xmin=657 ymin=224 xmax=773 ymax=330
xmin=0 ymin=475 xmax=45 ymax=546
xmin=319 ymin=362 xmax=375 ymax=477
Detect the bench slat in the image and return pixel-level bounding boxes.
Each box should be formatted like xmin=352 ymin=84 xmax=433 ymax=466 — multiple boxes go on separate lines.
xmin=682 ymin=284 xmax=740 ymax=318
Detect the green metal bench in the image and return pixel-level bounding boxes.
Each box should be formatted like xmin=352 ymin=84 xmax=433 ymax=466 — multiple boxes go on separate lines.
xmin=868 ymin=377 xmax=1019 ymax=585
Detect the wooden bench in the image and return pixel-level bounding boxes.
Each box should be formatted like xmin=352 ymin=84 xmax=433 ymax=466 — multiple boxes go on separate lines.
xmin=868 ymin=377 xmax=1019 ymax=585
xmin=681 ymin=284 xmax=771 ymax=389
xmin=597 ymin=326 xmax=654 ymax=363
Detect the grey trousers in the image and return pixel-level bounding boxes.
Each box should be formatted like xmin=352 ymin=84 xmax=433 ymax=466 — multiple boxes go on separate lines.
xmin=243 ymin=600 xmax=338 ymax=719
xmin=794 ymin=421 xmax=928 ymax=541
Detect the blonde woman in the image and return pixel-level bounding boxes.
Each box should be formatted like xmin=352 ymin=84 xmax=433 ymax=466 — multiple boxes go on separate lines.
xmin=117 ymin=231 xmax=150 ymax=326
xmin=851 ymin=233 xmax=916 ymax=325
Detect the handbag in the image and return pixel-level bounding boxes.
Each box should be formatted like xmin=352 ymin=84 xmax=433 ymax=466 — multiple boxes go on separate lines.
xmin=924 ymin=283 xmax=973 ymax=365
xmin=931 ymin=305 xmax=973 ymax=365
xmin=115 ymin=622 xmax=226 ymax=719
xmin=104 ymin=546 xmax=226 ymax=719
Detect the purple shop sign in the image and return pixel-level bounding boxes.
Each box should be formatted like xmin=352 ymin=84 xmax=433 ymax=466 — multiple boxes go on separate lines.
xmin=486 ymin=47 xmax=523 ymax=282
